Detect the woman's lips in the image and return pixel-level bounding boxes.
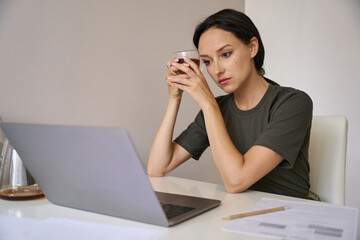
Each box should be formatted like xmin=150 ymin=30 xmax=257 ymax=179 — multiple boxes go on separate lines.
xmin=218 ymin=78 xmax=231 ymax=85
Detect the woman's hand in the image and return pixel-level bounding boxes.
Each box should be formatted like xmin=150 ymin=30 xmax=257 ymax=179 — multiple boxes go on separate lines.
xmin=168 ymin=57 xmax=216 ymax=109
xmin=166 ymin=59 xmax=183 ymax=101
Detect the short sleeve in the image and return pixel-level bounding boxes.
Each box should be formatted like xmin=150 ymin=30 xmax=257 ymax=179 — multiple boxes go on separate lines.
xmin=255 ymin=90 xmax=313 ymax=168
xmin=174 ymin=111 xmax=209 ymax=160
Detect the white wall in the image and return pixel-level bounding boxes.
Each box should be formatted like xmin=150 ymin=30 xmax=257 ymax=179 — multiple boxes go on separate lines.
xmin=246 ymin=0 xmax=360 ymax=234
xmin=0 ymin=1 xmax=243 ymax=183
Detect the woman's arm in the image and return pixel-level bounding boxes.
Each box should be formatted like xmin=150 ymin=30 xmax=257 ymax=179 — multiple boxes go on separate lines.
xmin=201 ymin=102 xmax=283 ymax=193
xmin=147 ymin=69 xmax=192 ymax=177
xmin=147 ymin=98 xmax=192 ymax=177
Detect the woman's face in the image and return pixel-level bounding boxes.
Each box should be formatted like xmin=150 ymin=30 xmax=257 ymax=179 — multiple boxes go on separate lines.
xmin=198 ymin=27 xmax=256 ymax=93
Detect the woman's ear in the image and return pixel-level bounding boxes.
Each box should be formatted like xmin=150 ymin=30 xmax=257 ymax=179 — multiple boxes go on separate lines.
xmin=249 ymin=36 xmax=259 ymax=58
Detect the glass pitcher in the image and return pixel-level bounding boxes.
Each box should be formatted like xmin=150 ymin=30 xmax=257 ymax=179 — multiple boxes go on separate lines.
xmin=0 ymin=137 xmax=44 ymax=200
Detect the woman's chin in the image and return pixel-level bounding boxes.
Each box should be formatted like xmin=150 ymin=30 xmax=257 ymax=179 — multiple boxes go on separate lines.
xmin=220 ymin=85 xmax=235 ymax=94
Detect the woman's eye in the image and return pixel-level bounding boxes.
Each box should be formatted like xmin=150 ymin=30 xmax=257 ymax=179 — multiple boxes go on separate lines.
xmin=222 ymin=51 xmax=232 ymax=57
xmin=202 ymin=60 xmax=211 ymax=66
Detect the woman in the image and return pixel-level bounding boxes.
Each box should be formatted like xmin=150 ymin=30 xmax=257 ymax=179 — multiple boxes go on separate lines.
xmin=147 ymin=9 xmax=314 ymax=199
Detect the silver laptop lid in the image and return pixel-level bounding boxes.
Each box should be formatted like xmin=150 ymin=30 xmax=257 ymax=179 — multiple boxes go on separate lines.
xmin=0 ymin=123 xmax=169 ymax=226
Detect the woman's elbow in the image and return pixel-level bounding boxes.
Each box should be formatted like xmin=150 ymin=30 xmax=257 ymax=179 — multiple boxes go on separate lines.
xmin=147 ymin=169 xmax=166 ymax=177
xmin=224 ymin=178 xmax=248 ymax=194
xmin=225 ymin=185 xmax=246 ymax=194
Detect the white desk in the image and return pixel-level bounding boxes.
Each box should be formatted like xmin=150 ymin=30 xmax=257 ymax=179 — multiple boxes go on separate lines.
xmin=0 ymin=176 xmax=314 ymax=240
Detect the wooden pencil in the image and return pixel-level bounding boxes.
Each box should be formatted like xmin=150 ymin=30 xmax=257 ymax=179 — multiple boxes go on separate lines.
xmin=223 ymin=206 xmax=288 ymax=220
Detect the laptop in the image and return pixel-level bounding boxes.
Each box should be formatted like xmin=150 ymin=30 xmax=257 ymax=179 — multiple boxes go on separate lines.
xmin=0 ymin=123 xmax=220 ymax=227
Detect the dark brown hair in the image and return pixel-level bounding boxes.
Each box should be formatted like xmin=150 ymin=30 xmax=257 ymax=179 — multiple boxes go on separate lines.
xmin=193 ymin=9 xmax=268 ymax=78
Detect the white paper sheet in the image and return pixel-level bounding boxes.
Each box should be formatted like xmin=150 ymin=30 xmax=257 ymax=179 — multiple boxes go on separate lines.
xmin=0 ymin=215 xmax=163 ymax=240
xmin=223 ymin=198 xmax=358 ymax=240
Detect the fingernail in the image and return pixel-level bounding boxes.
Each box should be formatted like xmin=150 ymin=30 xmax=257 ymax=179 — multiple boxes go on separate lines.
xmin=167 ymin=76 xmax=171 ymax=80
xmin=171 ymin=62 xmax=177 ymax=66
xmin=184 ymin=63 xmax=190 ymax=67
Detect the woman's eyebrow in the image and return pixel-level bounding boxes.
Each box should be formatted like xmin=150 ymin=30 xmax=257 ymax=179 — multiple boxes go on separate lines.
xmin=200 ymin=44 xmax=232 ymax=58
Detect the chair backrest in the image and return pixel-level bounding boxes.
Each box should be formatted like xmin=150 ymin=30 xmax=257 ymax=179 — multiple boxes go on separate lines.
xmin=309 ymin=116 xmax=348 ymax=205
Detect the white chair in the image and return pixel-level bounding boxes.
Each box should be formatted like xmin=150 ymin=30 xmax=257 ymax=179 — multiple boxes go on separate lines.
xmin=308 ymin=116 xmax=348 ymax=205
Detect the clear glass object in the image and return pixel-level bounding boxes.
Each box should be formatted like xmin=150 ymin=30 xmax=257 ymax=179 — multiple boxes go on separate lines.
xmin=167 ymin=49 xmax=202 ymax=74
xmin=0 ymin=137 xmax=44 ymax=200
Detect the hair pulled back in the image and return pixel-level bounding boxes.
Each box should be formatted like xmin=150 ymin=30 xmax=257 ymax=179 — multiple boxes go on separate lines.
xmin=193 ymin=9 xmax=266 ymax=76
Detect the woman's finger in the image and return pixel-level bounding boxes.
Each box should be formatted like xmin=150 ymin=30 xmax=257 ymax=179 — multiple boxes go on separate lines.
xmin=170 ymin=61 xmax=198 ymax=78
xmin=167 ymin=58 xmax=180 ymax=75
xmin=183 ymin=56 xmax=202 ymax=76
xmin=167 ymin=75 xmax=192 ymax=86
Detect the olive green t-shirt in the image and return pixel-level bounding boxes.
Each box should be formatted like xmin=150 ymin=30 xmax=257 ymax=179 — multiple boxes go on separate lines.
xmin=174 ymin=84 xmax=313 ymax=198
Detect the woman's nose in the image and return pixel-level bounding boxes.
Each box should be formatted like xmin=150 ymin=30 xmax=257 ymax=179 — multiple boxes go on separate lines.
xmin=213 ymin=60 xmax=225 ymax=76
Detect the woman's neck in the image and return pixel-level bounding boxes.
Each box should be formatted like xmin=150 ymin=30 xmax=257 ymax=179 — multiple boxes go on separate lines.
xmin=233 ymin=74 xmax=269 ymax=111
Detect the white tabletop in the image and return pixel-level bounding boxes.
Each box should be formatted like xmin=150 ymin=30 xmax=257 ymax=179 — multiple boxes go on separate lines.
xmin=0 ymin=176 xmax=312 ymax=240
